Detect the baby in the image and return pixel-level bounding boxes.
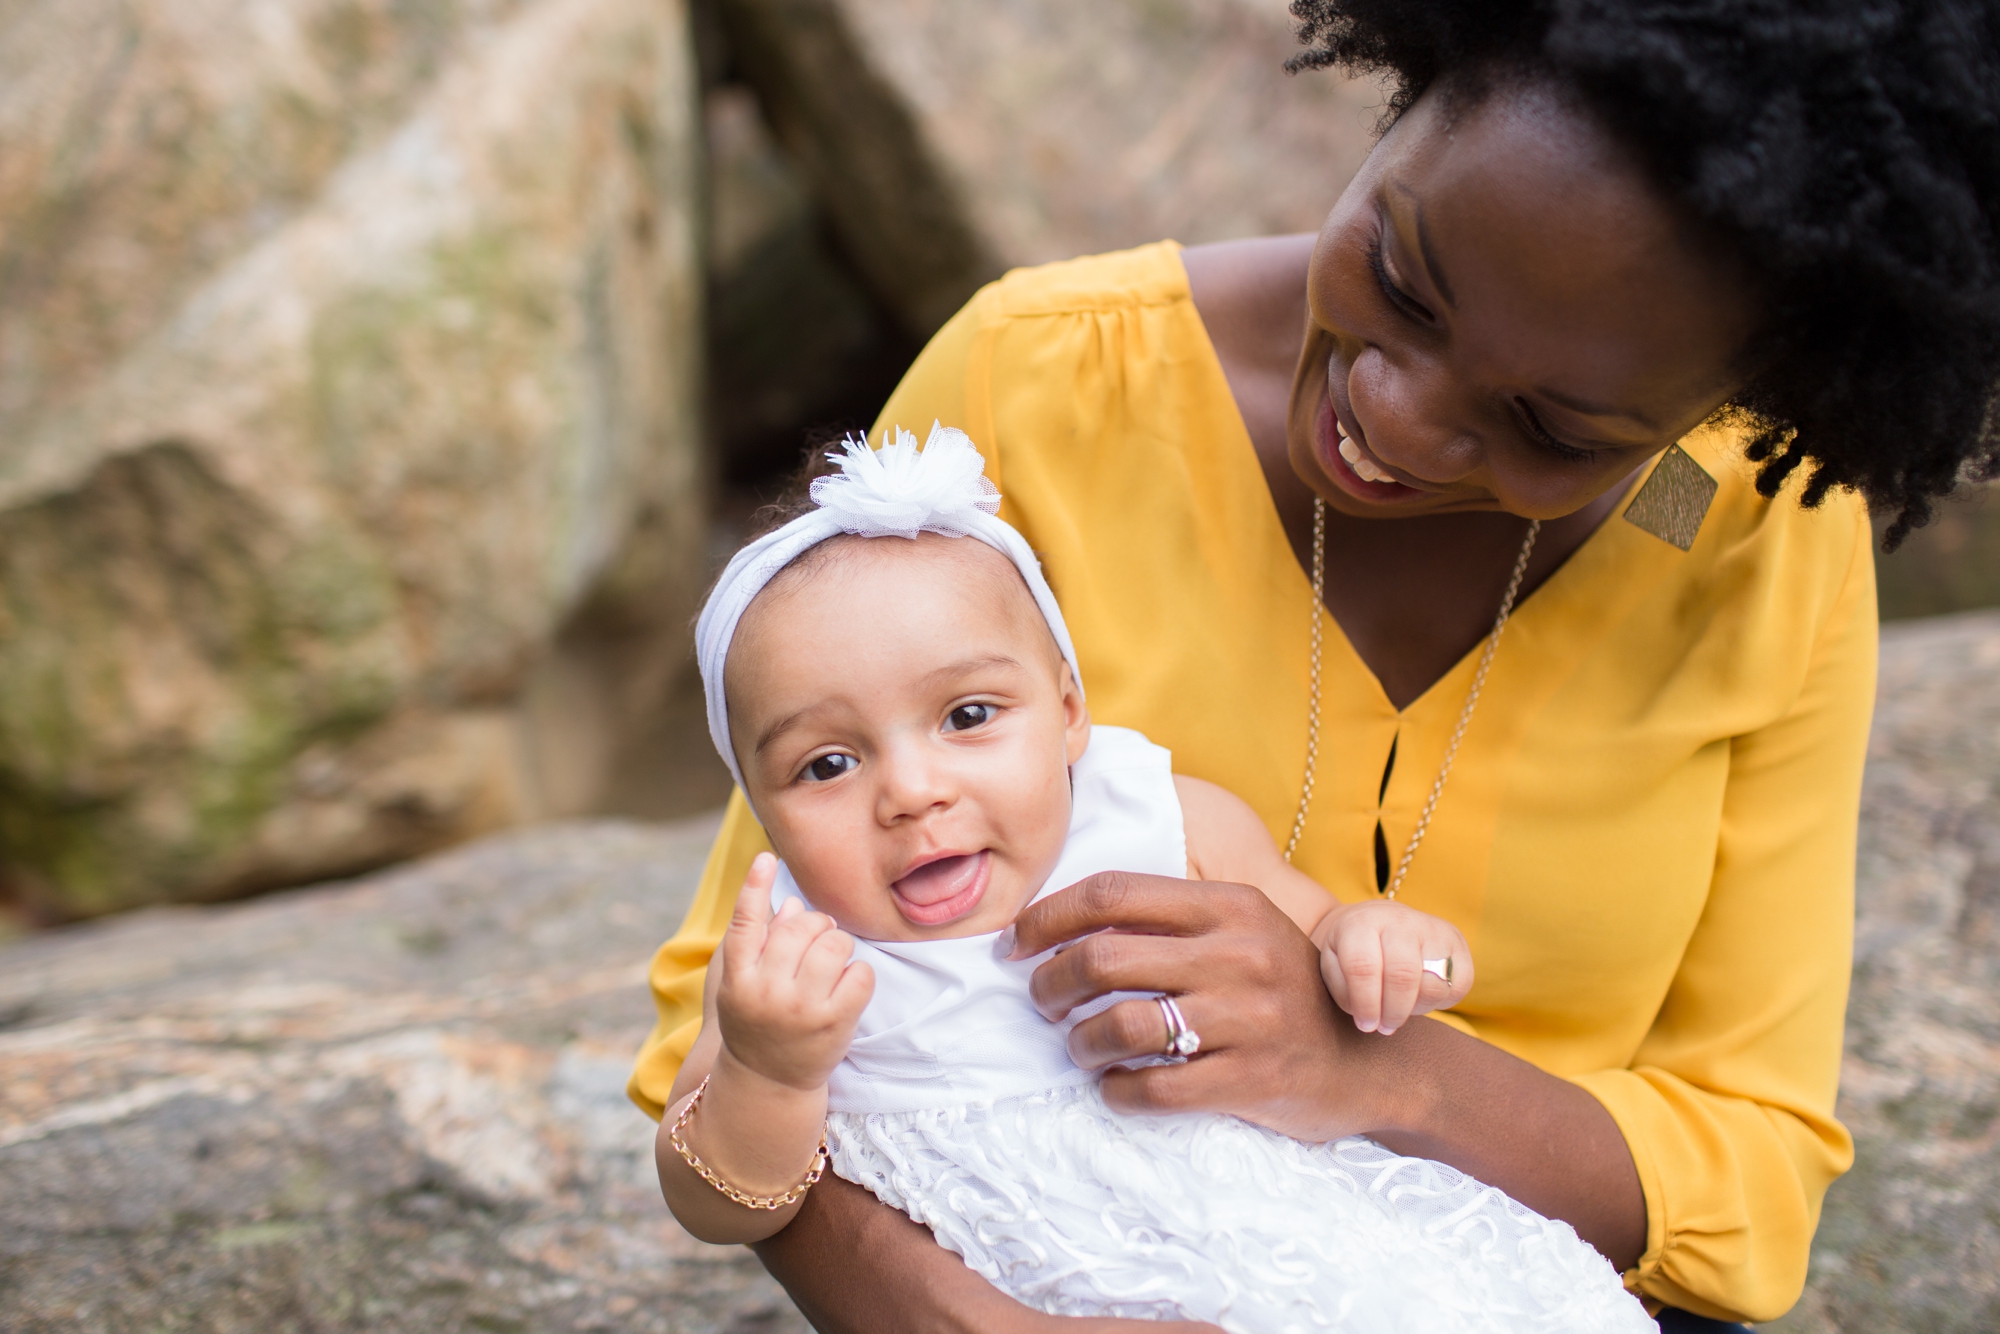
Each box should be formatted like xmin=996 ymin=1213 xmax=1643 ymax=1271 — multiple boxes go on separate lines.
xmin=656 ymin=427 xmax=1652 ymax=1333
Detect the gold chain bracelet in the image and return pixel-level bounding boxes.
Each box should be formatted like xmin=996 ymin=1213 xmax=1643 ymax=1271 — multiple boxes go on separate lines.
xmin=668 ymin=1074 xmax=829 ymax=1210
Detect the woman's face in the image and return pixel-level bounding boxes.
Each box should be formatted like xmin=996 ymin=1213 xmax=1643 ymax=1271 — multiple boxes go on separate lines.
xmin=1289 ymin=80 xmax=1759 ymax=521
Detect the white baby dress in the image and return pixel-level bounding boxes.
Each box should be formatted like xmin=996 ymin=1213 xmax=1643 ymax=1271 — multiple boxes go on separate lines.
xmin=770 ymin=725 xmax=1657 ymax=1333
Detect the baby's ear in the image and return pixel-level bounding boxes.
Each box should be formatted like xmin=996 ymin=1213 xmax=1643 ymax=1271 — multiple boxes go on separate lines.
xmin=1059 ymin=662 xmax=1091 ymax=764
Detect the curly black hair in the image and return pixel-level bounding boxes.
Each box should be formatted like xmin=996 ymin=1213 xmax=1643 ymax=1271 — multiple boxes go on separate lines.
xmin=1288 ymin=0 xmax=2000 ymax=546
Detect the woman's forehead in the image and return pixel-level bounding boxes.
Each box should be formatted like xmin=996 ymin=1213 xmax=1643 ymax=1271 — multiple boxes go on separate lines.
xmin=1380 ymin=86 xmax=1756 ymax=422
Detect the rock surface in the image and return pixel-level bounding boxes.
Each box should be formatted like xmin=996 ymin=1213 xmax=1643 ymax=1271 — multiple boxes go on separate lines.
xmin=715 ymin=0 xmax=1386 ymax=339
xmin=0 ymin=818 xmax=806 ymax=1333
xmin=1767 ymin=610 xmax=2000 ymax=1334
xmin=2 ymin=613 xmax=1996 ymax=1332
xmin=0 ymin=0 xmax=707 ymax=918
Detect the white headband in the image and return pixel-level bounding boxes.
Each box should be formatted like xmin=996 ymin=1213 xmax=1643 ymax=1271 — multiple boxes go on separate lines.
xmin=695 ymin=422 xmax=1084 ymax=796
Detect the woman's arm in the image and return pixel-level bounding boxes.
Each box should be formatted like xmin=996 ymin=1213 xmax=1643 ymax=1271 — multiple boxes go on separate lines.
xmin=1008 ymin=872 xmax=1648 ymax=1268
xmin=753 ymin=1173 xmax=1223 ymax=1334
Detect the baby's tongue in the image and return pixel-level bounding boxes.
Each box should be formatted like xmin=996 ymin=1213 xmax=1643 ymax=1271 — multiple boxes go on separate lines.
xmin=893 ymin=852 xmax=982 ymax=906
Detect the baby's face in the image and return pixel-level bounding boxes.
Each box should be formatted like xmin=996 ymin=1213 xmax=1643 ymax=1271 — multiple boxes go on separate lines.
xmin=726 ymin=534 xmax=1090 ymax=941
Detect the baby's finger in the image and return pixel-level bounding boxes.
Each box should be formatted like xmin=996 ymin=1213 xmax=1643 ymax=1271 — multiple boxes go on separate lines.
xmin=761 ymin=902 xmax=838 ymax=980
xmin=721 ymin=853 xmax=779 ymax=975
xmin=1319 ymin=947 xmax=1352 ymax=1015
xmin=795 ymin=922 xmax=858 ymax=998
xmin=1337 ymin=930 xmax=1386 ymax=1033
xmin=1377 ymin=924 xmax=1428 ymax=1036
xmin=830 ymin=958 xmax=875 ymax=1020
xmin=1416 ymin=933 xmax=1474 ymax=1010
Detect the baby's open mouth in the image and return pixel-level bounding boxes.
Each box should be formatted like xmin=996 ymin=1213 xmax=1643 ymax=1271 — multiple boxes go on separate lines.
xmin=892 ymin=850 xmax=991 ymax=927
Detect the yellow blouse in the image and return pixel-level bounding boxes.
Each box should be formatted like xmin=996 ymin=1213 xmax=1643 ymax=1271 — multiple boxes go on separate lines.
xmin=629 ymin=242 xmax=1875 ymax=1322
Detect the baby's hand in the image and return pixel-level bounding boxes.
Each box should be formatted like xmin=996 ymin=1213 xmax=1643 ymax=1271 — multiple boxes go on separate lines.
xmin=716 ymin=853 xmax=875 ymax=1090
xmin=1315 ymin=900 xmax=1473 ymax=1036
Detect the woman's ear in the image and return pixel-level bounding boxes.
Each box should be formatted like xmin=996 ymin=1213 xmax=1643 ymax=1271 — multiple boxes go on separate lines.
xmin=1060 ymin=663 xmax=1091 ymax=765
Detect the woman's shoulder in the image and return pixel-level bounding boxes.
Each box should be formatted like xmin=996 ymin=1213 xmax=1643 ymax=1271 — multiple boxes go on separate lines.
xmin=1679 ymin=417 xmax=1874 ymax=601
xmin=967 ymin=240 xmax=1192 ymax=322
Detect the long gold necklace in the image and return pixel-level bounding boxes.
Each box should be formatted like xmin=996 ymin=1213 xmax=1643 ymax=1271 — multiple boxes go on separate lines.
xmin=1281 ymin=497 xmax=1542 ymax=901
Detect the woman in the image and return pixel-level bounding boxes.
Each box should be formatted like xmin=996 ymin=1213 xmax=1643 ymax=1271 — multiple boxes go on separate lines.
xmin=631 ymin=2 xmax=2000 ymax=1329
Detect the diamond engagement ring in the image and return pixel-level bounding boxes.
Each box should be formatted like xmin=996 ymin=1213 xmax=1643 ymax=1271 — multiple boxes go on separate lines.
xmin=1423 ymin=957 xmax=1454 ymax=984
xmin=1157 ymin=994 xmax=1200 ymax=1058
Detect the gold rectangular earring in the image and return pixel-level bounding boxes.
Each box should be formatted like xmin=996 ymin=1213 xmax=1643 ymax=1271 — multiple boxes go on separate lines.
xmin=1623 ymin=444 xmax=1717 ymax=551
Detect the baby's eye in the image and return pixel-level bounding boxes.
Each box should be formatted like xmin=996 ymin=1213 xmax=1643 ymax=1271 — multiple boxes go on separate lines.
xmin=945 ymin=703 xmax=996 ymax=732
xmin=802 ymin=753 xmax=857 ymax=783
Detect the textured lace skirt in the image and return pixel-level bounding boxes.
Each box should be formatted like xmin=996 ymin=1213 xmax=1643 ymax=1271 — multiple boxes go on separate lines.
xmin=828 ymin=1083 xmax=1656 ymax=1333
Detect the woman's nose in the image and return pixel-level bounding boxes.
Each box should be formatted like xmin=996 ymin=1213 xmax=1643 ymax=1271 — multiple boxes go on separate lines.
xmin=1349 ymin=344 xmax=1483 ymax=485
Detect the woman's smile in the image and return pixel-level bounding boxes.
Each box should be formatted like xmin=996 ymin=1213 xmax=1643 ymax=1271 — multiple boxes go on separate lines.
xmin=1314 ymin=379 xmax=1430 ymax=506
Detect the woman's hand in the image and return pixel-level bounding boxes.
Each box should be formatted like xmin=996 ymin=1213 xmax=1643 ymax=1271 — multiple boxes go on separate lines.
xmin=1009 ymin=870 xmax=1402 ymax=1144
xmin=1008 ymin=870 xmax=1648 ymax=1269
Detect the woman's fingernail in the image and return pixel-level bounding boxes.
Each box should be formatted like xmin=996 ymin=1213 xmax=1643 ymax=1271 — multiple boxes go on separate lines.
xmin=1357 ymin=1018 xmax=1377 ymax=1033
xmin=995 ymin=925 xmax=1017 ymax=959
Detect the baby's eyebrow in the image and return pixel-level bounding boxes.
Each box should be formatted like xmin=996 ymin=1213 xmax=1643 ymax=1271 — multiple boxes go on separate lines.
xmin=919 ymin=653 xmax=1026 ymax=686
xmin=752 ymin=655 xmax=1029 ymax=755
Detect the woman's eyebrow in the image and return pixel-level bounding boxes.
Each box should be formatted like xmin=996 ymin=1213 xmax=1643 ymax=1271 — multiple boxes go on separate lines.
xmin=1389 ymin=180 xmax=1456 ymax=309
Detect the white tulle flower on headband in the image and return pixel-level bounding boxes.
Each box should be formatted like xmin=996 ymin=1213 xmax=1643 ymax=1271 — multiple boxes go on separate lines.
xmin=695 ymin=421 xmax=1083 ymax=800
xmin=809 ymin=424 xmax=1001 ymax=539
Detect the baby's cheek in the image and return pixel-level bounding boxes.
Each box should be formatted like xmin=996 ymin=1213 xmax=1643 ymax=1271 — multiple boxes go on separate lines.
xmin=762 ymin=828 xmax=895 ymax=939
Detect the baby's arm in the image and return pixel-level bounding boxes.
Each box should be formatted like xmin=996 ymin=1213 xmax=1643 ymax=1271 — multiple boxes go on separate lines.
xmin=654 ymin=853 xmax=874 ymax=1244
xmin=1175 ymin=775 xmax=1473 ymax=1037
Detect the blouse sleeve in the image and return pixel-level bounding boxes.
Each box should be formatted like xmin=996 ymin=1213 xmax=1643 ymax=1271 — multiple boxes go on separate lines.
xmin=625 ymin=300 xmax=987 ymax=1119
xmin=1568 ymin=508 xmax=1876 ymax=1321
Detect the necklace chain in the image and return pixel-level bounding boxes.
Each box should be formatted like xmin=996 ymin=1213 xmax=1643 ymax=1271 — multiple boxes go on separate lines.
xmin=1281 ymin=498 xmax=1542 ymax=903
xmin=1280 ymin=499 xmax=1328 ymax=861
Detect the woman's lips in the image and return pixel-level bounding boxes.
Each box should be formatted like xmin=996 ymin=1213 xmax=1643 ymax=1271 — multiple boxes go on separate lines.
xmin=1315 ymin=388 xmax=1426 ymax=504
xmin=891 ymin=850 xmax=991 ymax=926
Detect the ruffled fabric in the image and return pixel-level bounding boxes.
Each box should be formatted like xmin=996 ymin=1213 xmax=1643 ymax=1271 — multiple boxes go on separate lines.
xmin=829 ymin=1083 xmax=1656 ymax=1334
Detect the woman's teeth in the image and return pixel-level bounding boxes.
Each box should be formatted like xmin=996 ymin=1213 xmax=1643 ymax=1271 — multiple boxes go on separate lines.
xmin=1337 ymin=435 xmax=1394 ymax=484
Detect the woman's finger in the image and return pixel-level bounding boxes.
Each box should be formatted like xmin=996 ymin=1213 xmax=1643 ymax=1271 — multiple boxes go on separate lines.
xmin=1009 ymin=871 xmax=1234 ymax=960
xmin=1027 ymin=928 xmax=1216 ymax=1021
xmin=721 ymin=852 xmax=779 ymax=976
xmin=1063 ymin=996 xmax=1183 ymax=1070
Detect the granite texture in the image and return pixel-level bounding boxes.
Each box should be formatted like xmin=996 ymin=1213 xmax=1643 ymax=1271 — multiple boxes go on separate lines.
xmin=0 ymin=0 xmax=708 ymax=918
xmin=0 ymin=817 xmax=806 ymax=1333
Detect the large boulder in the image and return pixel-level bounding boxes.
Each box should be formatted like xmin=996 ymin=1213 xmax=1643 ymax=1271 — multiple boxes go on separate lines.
xmin=0 ymin=0 xmax=707 ymax=918
xmin=2 ymin=613 xmax=1997 ymax=1331
xmin=0 ymin=819 xmax=805 ymax=1333
xmin=711 ymin=0 xmax=1385 ymax=340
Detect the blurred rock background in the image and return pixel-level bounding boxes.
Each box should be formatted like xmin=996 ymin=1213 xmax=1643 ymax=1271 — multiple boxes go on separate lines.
xmin=0 ymin=1 xmax=1996 ymax=1330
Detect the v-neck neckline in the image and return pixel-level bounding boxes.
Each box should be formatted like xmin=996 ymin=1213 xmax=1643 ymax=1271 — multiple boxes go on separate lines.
xmin=1173 ymin=252 xmax=1656 ymax=722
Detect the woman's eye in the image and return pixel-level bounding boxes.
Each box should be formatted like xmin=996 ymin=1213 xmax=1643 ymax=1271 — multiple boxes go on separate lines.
xmin=945 ymin=703 xmax=996 ymax=732
xmin=1367 ymin=232 xmax=1434 ymax=323
xmin=1513 ymin=399 xmax=1599 ymax=464
xmin=803 ymin=753 xmax=857 ymax=783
